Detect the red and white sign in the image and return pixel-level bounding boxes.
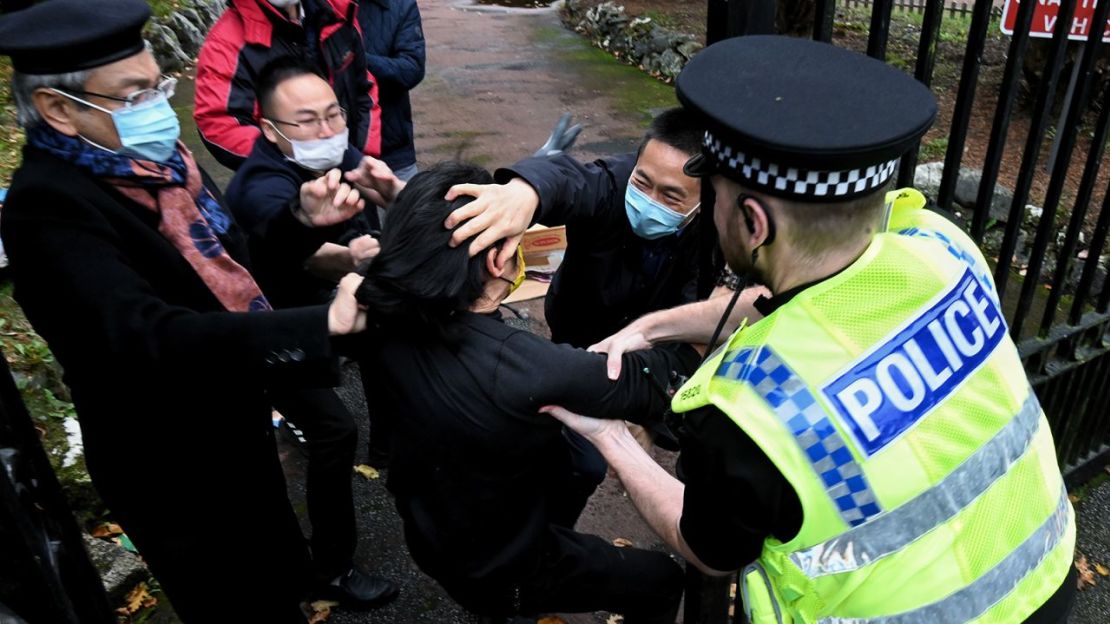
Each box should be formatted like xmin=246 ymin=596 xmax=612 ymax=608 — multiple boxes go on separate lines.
xmin=1001 ymin=0 xmax=1110 ymax=42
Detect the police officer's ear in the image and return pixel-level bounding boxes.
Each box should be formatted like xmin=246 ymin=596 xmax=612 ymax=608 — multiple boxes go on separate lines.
xmin=737 ymin=193 xmax=776 ymax=250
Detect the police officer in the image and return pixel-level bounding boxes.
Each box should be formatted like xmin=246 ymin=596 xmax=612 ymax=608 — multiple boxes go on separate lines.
xmin=548 ymin=35 xmax=1076 ymax=623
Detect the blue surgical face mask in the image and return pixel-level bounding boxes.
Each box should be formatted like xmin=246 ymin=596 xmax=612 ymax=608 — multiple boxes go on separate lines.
xmin=53 ymin=89 xmax=181 ymax=163
xmin=624 ymin=178 xmax=700 ymax=240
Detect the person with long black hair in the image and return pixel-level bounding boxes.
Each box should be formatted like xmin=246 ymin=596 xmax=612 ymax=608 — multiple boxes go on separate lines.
xmin=354 ymin=162 xmax=696 ymax=623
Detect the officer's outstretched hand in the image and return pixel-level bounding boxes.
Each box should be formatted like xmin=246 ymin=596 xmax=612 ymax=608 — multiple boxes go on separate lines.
xmin=328 ymin=273 xmax=368 ymax=336
xmin=299 ymin=169 xmax=365 ymax=227
xmin=541 ymin=405 xmax=627 ymax=445
xmin=589 ymin=322 xmax=653 ymax=381
xmin=444 ymin=178 xmax=539 ymax=267
xmin=345 ymin=156 xmax=405 ymax=207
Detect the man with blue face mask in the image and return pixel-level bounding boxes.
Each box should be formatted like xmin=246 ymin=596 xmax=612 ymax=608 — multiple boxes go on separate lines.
xmin=443 ymin=107 xmax=706 ymax=351
xmin=0 ymin=1 xmax=375 ymax=621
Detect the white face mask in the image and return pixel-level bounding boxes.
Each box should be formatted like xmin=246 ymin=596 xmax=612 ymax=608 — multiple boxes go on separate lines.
xmin=268 ymin=121 xmax=349 ymax=171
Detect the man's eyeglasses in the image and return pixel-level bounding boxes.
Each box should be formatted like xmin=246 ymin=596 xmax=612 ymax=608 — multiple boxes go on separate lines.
xmin=268 ymin=108 xmax=348 ymax=133
xmin=62 ymin=77 xmax=177 ymax=109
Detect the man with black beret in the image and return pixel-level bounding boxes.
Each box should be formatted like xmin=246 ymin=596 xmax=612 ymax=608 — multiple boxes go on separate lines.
xmin=0 ymin=1 xmax=380 ymax=620
xmin=549 ymin=36 xmax=1076 ymax=623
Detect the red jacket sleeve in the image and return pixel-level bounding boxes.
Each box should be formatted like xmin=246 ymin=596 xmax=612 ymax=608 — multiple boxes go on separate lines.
xmin=362 ymin=67 xmax=382 ymax=157
xmin=194 ymin=18 xmax=261 ymax=170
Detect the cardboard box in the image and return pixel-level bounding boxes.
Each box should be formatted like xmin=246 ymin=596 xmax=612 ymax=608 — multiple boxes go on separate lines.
xmin=521 ymin=225 xmax=566 ymax=274
xmin=504 ymin=226 xmax=567 ymax=304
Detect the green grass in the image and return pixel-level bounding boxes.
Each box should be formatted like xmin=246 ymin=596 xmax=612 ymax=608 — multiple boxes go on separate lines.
xmin=534 ymin=24 xmax=677 ymax=125
xmin=920 ymin=136 xmax=949 ymax=161
xmin=640 ymin=9 xmax=681 ymax=31
xmin=0 ymin=57 xmax=24 ymax=188
xmin=838 ymin=6 xmax=1004 ymax=45
xmin=147 ymin=0 xmax=179 ymax=18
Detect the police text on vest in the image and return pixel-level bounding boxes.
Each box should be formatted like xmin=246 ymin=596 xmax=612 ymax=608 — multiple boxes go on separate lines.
xmin=822 ymin=270 xmax=1004 ymax=456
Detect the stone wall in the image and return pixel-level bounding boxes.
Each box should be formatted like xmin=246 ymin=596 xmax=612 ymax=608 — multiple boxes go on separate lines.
xmin=560 ymin=1 xmax=701 ymax=82
xmin=145 ymin=0 xmax=227 ymax=72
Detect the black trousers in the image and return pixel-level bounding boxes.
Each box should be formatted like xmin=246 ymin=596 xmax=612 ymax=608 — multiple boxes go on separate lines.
xmin=269 ymin=386 xmax=359 ymax=580
xmin=438 ymin=526 xmax=684 ymax=624
xmin=357 ymin=357 xmax=394 ymax=459
xmin=547 ymin=428 xmax=608 ymax=528
xmin=89 ymin=426 xmax=311 ymax=623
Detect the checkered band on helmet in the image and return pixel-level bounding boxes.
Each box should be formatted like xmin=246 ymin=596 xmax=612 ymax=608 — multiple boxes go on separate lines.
xmin=705 ymin=131 xmax=899 ymax=201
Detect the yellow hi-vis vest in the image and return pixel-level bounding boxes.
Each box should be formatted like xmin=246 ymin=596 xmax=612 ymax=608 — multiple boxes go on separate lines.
xmin=672 ymin=189 xmax=1075 ymax=623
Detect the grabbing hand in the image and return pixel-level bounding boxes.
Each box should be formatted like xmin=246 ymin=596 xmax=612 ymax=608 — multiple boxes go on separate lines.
xmin=534 ymin=112 xmax=583 ymax=158
xmin=344 ymin=156 xmax=405 ymax=207
xmin=327 ymin=273 xmax=368 ymax=336
xmin=348 ymin=234 xmax=381 ymax=267
xmin=540 ymin=405 xmax=628 ymax=445
xmin=298 ymin=169 xmax=365 ymax=227
xmin=588 ymin=322 xmax=653 ymax=381
xmin=443 ymin=178 xmax=539 ymax=266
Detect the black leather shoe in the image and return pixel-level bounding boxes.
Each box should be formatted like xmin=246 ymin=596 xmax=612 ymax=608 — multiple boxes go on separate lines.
xmin=320 ymin=567 xmax=399 ymax=609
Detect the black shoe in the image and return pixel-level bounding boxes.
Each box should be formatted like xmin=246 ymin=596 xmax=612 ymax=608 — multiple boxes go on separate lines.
xmin=319 ymin=567 xmax=399 ymax=609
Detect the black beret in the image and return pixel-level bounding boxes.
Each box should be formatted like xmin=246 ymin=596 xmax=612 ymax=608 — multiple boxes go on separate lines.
xmin=0 ymin=0 xmax=151 ymax=75
xmin=677 ymin=35 xmax=937 ymax=202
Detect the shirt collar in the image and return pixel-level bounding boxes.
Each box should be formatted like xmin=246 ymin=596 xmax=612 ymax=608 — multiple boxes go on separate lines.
xmin=751 ymin=263 xmax=851 ymax=316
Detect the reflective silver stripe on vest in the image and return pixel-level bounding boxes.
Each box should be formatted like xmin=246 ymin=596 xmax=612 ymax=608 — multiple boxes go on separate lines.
xmin=818 ymin=486 xmax=1070 ymax=624
xmin=741 ymin=561 xmax=784 ymax=624
xmin=791 ymin=392 xmax=1042 ymax=577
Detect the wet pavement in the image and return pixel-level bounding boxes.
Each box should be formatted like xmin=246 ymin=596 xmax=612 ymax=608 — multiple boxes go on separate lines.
xmin=1074 ymin=478 xmax=1110 ymax=623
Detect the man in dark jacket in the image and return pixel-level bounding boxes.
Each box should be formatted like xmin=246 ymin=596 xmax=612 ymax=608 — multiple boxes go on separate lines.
xmin=448 ymin=108 xmax=705 ymax=349
xmin=195 ymin=0 xmax=383 ymax=170
xmin=224 ymin=57 xmax=398 ymax=606
xmin=227 ymin=56 xmax=381 ymax=308
xmin=370 ymin=108 xmax=705 ymax=350
xmin=0 ymin=1 xmax=376 ymax=620
xmin=357 ymin=0 xmax=425 ymax=180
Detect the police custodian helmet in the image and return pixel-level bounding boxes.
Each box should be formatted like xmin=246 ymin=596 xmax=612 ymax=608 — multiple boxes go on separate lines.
xmin=679 ymin=35 xmax=938 ymax=203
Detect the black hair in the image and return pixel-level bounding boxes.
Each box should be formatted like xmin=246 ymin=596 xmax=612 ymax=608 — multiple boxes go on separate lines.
xmin=255 ymin=56 xmax=327 ymax=118
xmin=355 ymin=162 xmax=498 ymax=326
xmin=637 ymin=107 xmax=704 ymax=158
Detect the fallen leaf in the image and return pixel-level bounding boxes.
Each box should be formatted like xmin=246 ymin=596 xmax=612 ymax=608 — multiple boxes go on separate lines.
xmin=537 ymin=618 xmax=568 ymax=624
xmin=1069 ymin=494 xmax=1080 ymax=503
xmin=91 ymin=522 xmax=123 ymax=538
xmin=353 ymin=464 xmax=380 ymax=480
xmin=612 ymin=537 xmax=634 ymax=548
xmin=116 ymin=533 xmax=139 ymax=554
xmin=307 ymin=599 xmax=339 ymax=623
xmin=116 ymin=582 xmax=157 ymax=615
xmin=1097 ymin=563 xmax=1110 ymax=577
xmin=1077 ymin=554 xmax=1098 ymax=590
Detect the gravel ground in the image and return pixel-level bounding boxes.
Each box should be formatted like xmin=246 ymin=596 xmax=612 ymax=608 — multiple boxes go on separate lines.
xmin=1073 ymin=478 xmax=1110 ymax=623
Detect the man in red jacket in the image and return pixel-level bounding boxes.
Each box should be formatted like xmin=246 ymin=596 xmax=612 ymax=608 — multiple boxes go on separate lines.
xmin=195 ymin=0 xmax=382 ymax=170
